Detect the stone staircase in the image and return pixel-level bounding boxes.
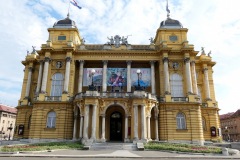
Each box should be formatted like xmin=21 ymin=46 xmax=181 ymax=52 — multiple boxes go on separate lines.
xmin=90 ymin=142 xmax=137 ymax=151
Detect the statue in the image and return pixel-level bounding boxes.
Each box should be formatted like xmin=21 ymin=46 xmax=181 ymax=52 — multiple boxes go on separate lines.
xmin=114 ymin=35 xmax=121 ymax=48
xmin=201 ymin=47 xmax=206 ymax=55
xmin=80 ymin=38 xmax=85 ymax=44
xmin=149 ymin=37 xmax=154 ymax=44
xmin=107 ymin=36 xmax=114 ymax=45
xmin=31 ymin=46 xmax=36 ymax=54
xmin=121 ymin=36 xmax=129 ymax=46
xmin=208 ymin=51 xmax=212 ymax=57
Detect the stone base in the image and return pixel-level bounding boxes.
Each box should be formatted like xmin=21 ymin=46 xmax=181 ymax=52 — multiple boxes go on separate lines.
xmin=124 ymin=138 xmax=130 ymax=143
xmin=100 ymin=138 xmax=106 ymax=142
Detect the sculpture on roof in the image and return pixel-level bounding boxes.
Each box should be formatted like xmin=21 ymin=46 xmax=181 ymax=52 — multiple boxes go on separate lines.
xmin=201 ymin=47 xmax=206 ymax=55
xmin=107 ymin=35 xmax=131 ymax=48
xmin=208 ymin=51 xmax=212 ymax=57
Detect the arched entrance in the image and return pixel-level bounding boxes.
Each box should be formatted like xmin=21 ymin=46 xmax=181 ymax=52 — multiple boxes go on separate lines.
xmin=105 ymin=105 xmax=125 ymax=142
xmin=110 ymin=112 xmax=122 ymax=141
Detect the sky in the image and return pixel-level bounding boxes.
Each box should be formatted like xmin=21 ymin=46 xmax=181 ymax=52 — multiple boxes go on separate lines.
xmin=0 ymin=0 xmax=239 ymax=115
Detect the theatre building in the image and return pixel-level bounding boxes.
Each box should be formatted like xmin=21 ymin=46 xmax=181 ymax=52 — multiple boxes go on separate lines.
xmin=14 ymin=13 xmax=221 ymax=145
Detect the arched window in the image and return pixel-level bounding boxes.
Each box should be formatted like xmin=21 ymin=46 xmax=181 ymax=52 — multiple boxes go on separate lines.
xmin=170 ymin=73 xmax=183 ymax=97
xmin=176 ymin=112 xmax=186 ymax=129
xmin=51 ymin=73 xmax=64 ymax=96
xmin=202 ymin=117 xmax=206 ymax=131
xmin=46 ymin=111 xmax=56 ymax=128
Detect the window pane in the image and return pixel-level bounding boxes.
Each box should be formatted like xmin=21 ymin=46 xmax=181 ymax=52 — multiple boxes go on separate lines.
xmin=58 ymin=36 xmax=66 ymax=40
xmin=51 ymin=73 xmax=64 ymax=96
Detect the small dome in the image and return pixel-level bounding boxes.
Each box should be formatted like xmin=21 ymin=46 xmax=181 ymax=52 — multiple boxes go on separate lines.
xmin=53 ymin=16 xmax=77 ymax=28
xmin=160 ymin=17 xmax=183 ymax=29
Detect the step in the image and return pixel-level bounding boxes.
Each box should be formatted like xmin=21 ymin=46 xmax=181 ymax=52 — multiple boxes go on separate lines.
xmin=90 ymin=142 xmax=137 ymax=151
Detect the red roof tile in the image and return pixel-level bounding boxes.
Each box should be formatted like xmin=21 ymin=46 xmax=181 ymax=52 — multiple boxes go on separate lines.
xmin=0 ymin=104 xmax=17 ymax=114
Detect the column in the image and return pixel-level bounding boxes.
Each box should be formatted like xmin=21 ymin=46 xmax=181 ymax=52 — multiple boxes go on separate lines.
xmin=150 ymin=61 xmax=156 ymax=94
xmin=163 ymin=57 xmax=170 ymax=94
xmin=101 ymin=115 xmax=106 ymax=140
xmin=79 ymin=116 xmax=83 ymax=139
xmin=191 ymin=61 xmax=198 ymax=95
xmin=25 ymin=67 xmax=33 ymax=98
xmin=41 ymin=57 xmax=51 ymax=93
xmin=63 ymin=57 xmax=71 ymax=93
xmin=91 ymin=105 xmax=97 ymax=140
xmin=78 ymin=60 xmax=84 ymax=93
xmin=36 ymin=61 xmax=43 ymax=94
xmin=203 ymin=68 xmax=211 ymax=100
xmin=141 ymin=105 xmax=146 ymax=140
xmin=72 ymin=114 xmax=77 ymax=140
xmin=155 ymin=116 xmax=159 ymax=141
xmin=83 ymin=105 xmax=89 ymax=140
xmin=147 ymin=116 xmax=151 ymax=140
xmin=127 ymin=61 xmax=132 ymax=92
xmin=124 ymin=116 xmax=128 ymax=140
xmin=133 ymin=105 xmax=138 ymax=140
xmin=184 ymin=58 xmax=193 ymax=94
xmin=102 ymin=60 xmax=108 ymax=92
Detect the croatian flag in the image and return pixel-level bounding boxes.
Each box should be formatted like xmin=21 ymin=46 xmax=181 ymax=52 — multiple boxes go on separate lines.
xmin=166 ymin=0 xmax=170 ymax=13
xmin=70 ymin=0 xmax=82 ymax=9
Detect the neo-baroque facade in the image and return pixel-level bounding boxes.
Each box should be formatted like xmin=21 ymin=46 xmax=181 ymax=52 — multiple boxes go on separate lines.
xmin=14 ymin=13 xmax=221 ymax=145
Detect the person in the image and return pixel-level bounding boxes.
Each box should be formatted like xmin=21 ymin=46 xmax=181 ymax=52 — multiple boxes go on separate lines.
xmin=112 ymin=71 xmax=124 ymax=87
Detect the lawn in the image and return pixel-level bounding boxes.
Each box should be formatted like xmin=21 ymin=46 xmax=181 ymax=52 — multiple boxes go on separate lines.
xmin=1 ymin=141 xmax=84 ymax=152
xmin=144 ymin=142 xmax=222 ymax=154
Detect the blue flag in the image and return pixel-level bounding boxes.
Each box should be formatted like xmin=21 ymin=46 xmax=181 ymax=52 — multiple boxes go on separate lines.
xmin=70 ymin=0 xmax=82 ymax=9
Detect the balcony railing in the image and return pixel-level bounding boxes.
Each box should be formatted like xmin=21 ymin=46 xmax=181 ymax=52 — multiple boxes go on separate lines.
xmin=171 ymin=97 xmax=188 ymax=102
xmin=45 ymin=96 xmax=62 ymax=101
xmin=74 ymin=92 xmax=158 ymax=100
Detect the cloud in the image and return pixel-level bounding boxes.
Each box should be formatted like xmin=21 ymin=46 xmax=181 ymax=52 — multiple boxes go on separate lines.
xmin=0 ymin=0 xmax=239 ymax=114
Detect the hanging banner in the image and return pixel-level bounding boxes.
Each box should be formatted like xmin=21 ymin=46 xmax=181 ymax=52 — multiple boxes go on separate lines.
xmin=131 ymin=68 xmax=151 ymax=87
xmin=107 ymin=68 xmax=127 ymax=87
xmin=83 ymin=68 xmax=103 ymax=86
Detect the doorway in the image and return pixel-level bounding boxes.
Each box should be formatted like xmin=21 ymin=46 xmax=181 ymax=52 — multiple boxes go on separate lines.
xmin=110 ymin=112 xmax=122 ymax=141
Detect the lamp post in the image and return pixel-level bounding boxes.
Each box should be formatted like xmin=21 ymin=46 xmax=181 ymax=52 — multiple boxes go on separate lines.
xmin=135 ymin=69 xmax=143 ymax=91
xmin=8 ymin=123 xmax=13 ymax=141
xmin=225 ymin=126 xmax=230 ymax=142
xmin=88 ymin=69 xmax=96 ymax=91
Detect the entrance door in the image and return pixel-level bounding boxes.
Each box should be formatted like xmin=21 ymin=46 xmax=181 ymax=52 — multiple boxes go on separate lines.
xmin=110 ymin=112 xmax=122 ymax=141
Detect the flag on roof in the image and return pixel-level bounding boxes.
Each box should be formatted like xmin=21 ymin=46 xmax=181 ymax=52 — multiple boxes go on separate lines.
xmin=166 ymin=0 xmax=170 ymax=13
xmin=70 ymin=0 xmax=82 ymax=9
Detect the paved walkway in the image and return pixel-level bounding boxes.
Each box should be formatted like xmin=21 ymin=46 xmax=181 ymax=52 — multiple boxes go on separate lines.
xmin=0 ymin=149 xmax=240 ymax=159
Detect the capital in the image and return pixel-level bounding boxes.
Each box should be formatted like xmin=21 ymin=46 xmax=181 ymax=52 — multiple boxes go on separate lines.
xmin=102 ymin=60 xmax=108 ymax=65
xmin=126 ymin=60 xmax=132 ymax=65
xmin=190 ymin=61 xmax=196 ymax=65
xmin=44 ymin=57 xmax=51 ymax=62
xmin=184 ymin=58 xmax=190 ymax=64
xmin=28 ymin=67 xmax=33 ymax=72
xmin=162 ymin=57 xmax=169 ymax=63
xmin=150 ymin=61 xmax=156 ymax=65
xmin=66 ymin=57 xmax=72 ymax=62
xmin=78 ymin=60 xmax=84 ymax=64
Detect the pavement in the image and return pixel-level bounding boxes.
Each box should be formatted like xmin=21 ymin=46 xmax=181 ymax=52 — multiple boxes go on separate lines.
xmin=0 ymin=149 xmax=240 ymax=159
xmin=0 ymin=141 xmax=240 ymax=159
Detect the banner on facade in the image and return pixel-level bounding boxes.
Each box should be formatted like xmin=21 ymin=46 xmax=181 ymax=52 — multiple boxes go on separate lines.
xmin=131 ymin=68 xmax=151 ymax=87
xmin=83 ymin=68 xmax=103 ymax=86
xmin=107 ymin=68 xmax=127 ymax=87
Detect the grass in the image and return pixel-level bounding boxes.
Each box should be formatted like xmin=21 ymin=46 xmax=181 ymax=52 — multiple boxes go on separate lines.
xmin=1 ymin=141 xmax=84 ymax=152
xmin=144 ymin=142 xmax=222 ymax=154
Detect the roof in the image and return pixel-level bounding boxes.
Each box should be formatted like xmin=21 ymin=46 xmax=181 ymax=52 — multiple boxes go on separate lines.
xmin=0 ymin=104 xmax=17 ymax=114
xmin=53 ymin=15 xmax=77 ymax=28
xmin=220 ymin=111 xmax=238 ymax=120
xmin=160 ymin=17 xmax=183 ymax=29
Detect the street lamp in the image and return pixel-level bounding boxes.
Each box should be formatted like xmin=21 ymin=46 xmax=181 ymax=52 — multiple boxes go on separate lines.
xmin=225 ymin=126 xmax=230 ymax=142
xmin=8 ymin=123 xmax=13 ymax=141
xmin=88 ymin=69 xmax=96 ymax=91
xmin=135 ymin=69 xmax=143 ymax=91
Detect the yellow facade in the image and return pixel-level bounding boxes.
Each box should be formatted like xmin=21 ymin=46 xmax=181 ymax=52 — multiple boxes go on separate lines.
xmin=14 ymin=15 xmax=221 ymax=145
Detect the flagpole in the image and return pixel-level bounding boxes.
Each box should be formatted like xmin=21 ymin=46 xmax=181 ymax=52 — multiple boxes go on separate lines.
xmin=67 ymin=0 xmax=70 ymax=18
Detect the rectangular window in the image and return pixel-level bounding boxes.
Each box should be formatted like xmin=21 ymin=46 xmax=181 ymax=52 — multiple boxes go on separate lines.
xmin=58 ymin=36 xmax=66 ymax=40
xmin=3 ymin=114 xmax=7 ymax=117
